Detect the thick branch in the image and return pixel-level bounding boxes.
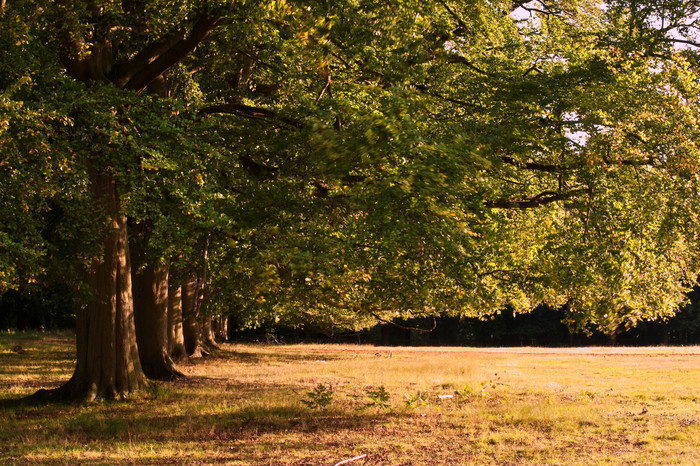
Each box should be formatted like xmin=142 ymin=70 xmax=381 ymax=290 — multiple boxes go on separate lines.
xmin=500 ymin=156 xmax=564 ymax=173
xmin=660 ymin=37 xmax=700 ymax=48
xmin=201 ymin=103 xmax=303 ymax=128
xmin=112 ymin=30 xmax=186 ymax=87
xmin=485 ymin=188 xmax=588 ymax=209
xmin=446 ymin=55 xmax=490 ymax=76
xmin=439 ymin=0 xmax=469 ymax=33
xmin=123 ymin=14 xmax=220 ymax=92
xmin=501 ymin=154 xmax=657 ymax=174
xmin=321 ymin=298 xmax=436 ymax=334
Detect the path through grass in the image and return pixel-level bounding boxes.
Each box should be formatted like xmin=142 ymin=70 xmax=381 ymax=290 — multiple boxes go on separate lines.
xmin=1 ymin=332 xmax=698 ymax=464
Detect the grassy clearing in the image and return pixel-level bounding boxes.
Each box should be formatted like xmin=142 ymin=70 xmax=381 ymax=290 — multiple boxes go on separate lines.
xmin=0 ymin=332 xmax=699 ymax=465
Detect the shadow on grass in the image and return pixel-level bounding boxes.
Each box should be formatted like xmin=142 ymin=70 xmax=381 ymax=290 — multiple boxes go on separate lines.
xmin=0 ymin=334 xmax=397 ymax=463
xmin=0 ymin=377 xmax=410 ymax=463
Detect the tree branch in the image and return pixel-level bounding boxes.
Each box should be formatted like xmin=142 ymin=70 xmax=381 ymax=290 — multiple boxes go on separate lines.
xmin=319 ymin=298 xmax=436 ymax=333
xmin=112 ymin=30 xmax=186 ymax=87
xmin=123 ymin=14 xmax=221 ymax=92
xmin=200 ymin=103 xmax=303 ymax=128
xmin=500 ymin=156 xmax=564 ymax=173
xmin=485 ymin=188 xmax=588 ymax=209
xmin=439 ymin=0 xmax=469 ymax=33
xmin=446 ymin=55 xmax=490 ymax=76
xmin=371 ymin=313 xmax=437 ymax=334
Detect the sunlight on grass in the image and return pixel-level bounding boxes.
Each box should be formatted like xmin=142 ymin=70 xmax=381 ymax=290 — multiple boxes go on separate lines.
xmin=1 ymin=334 xmax=699 ymax=464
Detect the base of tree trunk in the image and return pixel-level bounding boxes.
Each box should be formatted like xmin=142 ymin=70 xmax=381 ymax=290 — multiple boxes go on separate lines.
xmin=188 ymin=343 xmax=213 ymax=358
xmin=202 ymin=335 xmax=220 ymax=353
xmin=141 ymin=353 xmax=185 ymax=380
xmin=29 ymin=373 xmax=152 ymax=403
xmin=169 ymin=344 xmax=189 ymax=362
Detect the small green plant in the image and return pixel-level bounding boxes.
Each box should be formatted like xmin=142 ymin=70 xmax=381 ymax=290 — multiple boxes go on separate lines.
xmin=480 ymin=380 xmax=505 ymax=397
xmin=301 ymin=383 xmax=334 ymax=409
xmin=366 ymin=385 xmax=391 ymax=409
xmin=455 ymin=384 xmax=473 ymax=399
xmin=405 ymin=391 xmax=430 ymax=409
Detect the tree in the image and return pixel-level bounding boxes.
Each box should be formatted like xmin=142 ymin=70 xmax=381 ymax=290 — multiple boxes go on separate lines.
xmin=0 ymin=1 xmax=228 ymax=400
xmin=203 ymin=0 xmax=700 ymax=337
xmin=3 ymin=0 xmax=700 ymax=401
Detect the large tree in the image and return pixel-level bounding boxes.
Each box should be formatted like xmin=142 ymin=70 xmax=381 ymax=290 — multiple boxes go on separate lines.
xmin=204 ymin=0 xmax=700 ymax=336
xmin=3 ymin=0 xmax=700 ymax=400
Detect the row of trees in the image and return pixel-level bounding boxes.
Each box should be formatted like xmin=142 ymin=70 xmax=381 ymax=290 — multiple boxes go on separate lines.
xmin=5 ymin=281 xmax=700 ymax=346
xmin=3 ymin=0 xmax=700 ymax=400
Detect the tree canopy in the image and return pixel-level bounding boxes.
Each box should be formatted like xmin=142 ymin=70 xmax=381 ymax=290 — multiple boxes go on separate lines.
xmin=2 ymin=0 xmax=700 ymax=386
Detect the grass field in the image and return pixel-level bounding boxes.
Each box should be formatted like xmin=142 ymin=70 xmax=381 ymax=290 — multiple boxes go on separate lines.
xmin=0 ymin=332 xmax=699 ymax=465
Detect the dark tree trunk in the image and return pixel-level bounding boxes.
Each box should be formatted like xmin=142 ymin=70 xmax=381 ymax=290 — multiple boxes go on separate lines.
xmin=133 ymin=261 xmax=183 ymax=380
xmin=182 ymin=276 xmax=208 ymax=357
xmin=167 ymin=282 xmax=188 ymax=361
xmin=202 ymin=313 xmax=220 ymax=351
xmin=36 ymin=168 xmax=148 ymax=401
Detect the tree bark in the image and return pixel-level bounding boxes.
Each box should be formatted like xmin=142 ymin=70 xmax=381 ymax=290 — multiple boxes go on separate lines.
xmin=167 ymin=282 xmax=188 ymax=361
xmin=201 ymin=313 xmax=220 ymax=351
xmin=182 ymin=276 xmax=208 ymax=357
xmin=133 ymin=260 xmax=184 ymax=380
xmin=36 ymin=168 xmax=148 ymax=401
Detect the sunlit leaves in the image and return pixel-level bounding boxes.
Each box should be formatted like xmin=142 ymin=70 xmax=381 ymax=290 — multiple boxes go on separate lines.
xmin=4 ymin=0 xmax=700 ymax=337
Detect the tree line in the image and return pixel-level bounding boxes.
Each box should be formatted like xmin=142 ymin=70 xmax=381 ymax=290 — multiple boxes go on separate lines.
xmin=6 ymin=284 xmax=698 ymax=347
xmin=3 ymin=0 xmax=700 ymax=400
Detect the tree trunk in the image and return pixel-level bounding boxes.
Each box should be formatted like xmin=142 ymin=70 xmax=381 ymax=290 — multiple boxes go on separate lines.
xmin=36 ymin=168 xmax=148 ymax=401
xmin=182 ymin=276 xmax=208 ymax=357
xmin=214 ymin=314 xmax=228 ymax=343
xmin=167 ymin=282 xmax=188 ymax=361
xmin=202 ymin=313 xmax=220 ymax=351
xmin=607 ymin=325 xmax=622 ymax=346
xmin=133 ymin=261 xmax=183 ymax=380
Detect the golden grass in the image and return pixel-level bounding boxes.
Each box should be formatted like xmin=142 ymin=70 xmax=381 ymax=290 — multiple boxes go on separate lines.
xmin=1 ymin=333 xmax=699 ymax=465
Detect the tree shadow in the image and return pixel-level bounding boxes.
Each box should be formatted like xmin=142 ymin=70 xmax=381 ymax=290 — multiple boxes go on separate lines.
xmin=1 ymin=377 xmax=413 ymax=464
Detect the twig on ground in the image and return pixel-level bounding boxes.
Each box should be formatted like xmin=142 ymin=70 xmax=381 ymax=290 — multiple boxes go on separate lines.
xmin=334 ymin=453 xmax=368 ymax=466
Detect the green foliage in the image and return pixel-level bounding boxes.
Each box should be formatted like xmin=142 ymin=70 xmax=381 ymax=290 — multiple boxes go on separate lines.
xmin=301 ymin=383 xmax=334 ymax=409
xmin=455 ymin=384 xmax=474 ymax=399
xmin=404 ymin=390 xmax=431 ymax=409
xmin=581 ymin=389 xmax=596 ymax=402
xmin=365 ymin=385 xmax=391 ymax=409
xmin=3 ymin=0 xmax=700 ymax=337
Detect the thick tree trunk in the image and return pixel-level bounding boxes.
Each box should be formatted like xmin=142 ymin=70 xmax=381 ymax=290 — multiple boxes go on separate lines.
xmin=167 ymin=282 xmax=188 ymax=361
xmin=36 ymin=169 xmax=148 ymax=401
xmin=202 ymin=313 xmax=220 ymax=351
xmin=182 ymin=276 xmax=208 ymax=357
xmin=133 ymin=261 xmax=183 ymax=380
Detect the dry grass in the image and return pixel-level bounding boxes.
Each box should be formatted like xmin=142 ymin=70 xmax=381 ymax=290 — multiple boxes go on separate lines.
xmin=0 ymin=332 xmax=699 ymax=465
